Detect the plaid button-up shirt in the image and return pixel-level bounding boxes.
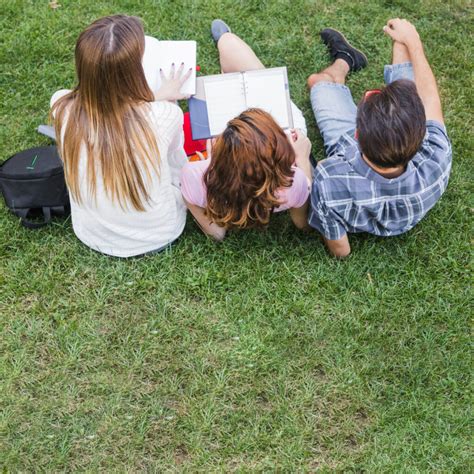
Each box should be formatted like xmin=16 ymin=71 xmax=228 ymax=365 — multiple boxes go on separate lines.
xmin=309 ymin=121 xmax=452 ymax=240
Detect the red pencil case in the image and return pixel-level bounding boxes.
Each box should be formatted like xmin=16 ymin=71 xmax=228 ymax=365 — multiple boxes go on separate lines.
xmin=183 ymin=111 xmax=206 ymax=161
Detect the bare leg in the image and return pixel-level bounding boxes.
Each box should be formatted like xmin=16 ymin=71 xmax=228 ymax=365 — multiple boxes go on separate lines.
xmin=217 ymin=33 xmax=265 ymax=73
xmin=392 ymin=41 xmax=410 ymax=64
xmin=307 ymin=59 xmax=350 ymax=88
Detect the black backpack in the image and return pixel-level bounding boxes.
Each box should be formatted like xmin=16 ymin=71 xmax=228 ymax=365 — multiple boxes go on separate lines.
xmin=0 ymin=146 xmax=70 ymax=229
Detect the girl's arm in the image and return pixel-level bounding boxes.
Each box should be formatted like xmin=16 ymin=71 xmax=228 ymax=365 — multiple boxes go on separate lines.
xmin=184 ymin=199 xmax=227 ymax=241
xmin=291 ymin=129 xmax=313 ymax=181
xmin=287 ymin=130 xmax=312 ymax=230
xmin=289 ymin=201 xmax=311 ymax=231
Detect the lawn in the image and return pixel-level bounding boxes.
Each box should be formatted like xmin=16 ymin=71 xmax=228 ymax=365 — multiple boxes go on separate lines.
xmin=0 ymin=0 xmax=472 ymax=471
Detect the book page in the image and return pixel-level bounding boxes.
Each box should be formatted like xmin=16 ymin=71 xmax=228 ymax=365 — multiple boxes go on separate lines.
xmin=244 ymin=70 xmax=290 ymax=128
xmin=204 ymin=75 xmax=247 ymax=136
xmin=142 ymin=38 xmax=197 ymax=95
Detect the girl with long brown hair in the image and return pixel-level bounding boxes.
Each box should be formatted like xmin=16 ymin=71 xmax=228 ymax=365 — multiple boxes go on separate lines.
xmin=51 ymin=15 xmax=191 ymax=257
xmin=180 ymin=22 xmax=313 ymax=240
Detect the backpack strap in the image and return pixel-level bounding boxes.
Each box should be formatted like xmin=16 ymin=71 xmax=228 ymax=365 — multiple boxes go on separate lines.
xmin=15 ymin=207 xmax=52 ymax=229
xmin=50 ymin=205 xmax=69 ymax=216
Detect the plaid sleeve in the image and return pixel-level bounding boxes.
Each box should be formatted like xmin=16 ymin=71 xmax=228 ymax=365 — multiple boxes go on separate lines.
xmin=423 ymin=120 xmax=452 ymax=165
xmin=308 ymin=173 xmax=347 ymax=240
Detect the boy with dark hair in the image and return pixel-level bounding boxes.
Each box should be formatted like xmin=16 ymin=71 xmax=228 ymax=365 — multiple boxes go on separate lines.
xmin=307 ymin=19 xmax=452 ymax=257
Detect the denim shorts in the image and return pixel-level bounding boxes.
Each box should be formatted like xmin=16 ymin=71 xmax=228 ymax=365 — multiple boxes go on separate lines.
xmin=310 ymin=62 xmax=415 ymax=152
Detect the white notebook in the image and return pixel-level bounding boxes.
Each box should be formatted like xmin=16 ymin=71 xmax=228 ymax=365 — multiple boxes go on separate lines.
xmin=142 ymin=37 xmax=197 ymax=96
xmin=202 ymin=67 xmax=293 ymax=136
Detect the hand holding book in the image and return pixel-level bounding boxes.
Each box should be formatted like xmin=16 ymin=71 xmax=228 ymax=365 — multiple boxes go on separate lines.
xmin=289 ymin=129 xmax=313 ymax=181
xmin=142 ymin=37 xmax=197 ymax=97
xmin=155 ymin=63 xmax=193 ymax=101
xmin=195 ymin=139 xmax=215 ymax=161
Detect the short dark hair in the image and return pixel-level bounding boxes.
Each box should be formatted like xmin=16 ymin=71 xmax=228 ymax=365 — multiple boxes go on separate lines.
xmin=356 ymin=79 xmax=426 ymax=168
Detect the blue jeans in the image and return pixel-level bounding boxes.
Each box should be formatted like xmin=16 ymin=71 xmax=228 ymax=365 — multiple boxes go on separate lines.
xmin=310 ymin=62 xmax=415 ymax=153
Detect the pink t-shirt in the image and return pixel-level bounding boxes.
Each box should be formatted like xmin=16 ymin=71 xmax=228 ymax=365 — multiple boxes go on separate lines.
xmin=180 ymin=159 xmax=310 ymax=211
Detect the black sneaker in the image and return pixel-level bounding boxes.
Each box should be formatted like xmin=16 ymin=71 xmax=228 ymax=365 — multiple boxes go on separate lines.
xmin=320 ymin=28 xmax=368 ymax=72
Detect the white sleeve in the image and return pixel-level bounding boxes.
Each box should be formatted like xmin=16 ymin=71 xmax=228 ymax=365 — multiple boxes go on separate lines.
xmin=167 ymin=120 xmax=187 ymax=180
xmin=50 ymin=89 xmax=72 ymax=116
xmin=151 ymin=102 xmax=187 ymax=186
xmin=290 ymin=101 xmax=307 ymax=135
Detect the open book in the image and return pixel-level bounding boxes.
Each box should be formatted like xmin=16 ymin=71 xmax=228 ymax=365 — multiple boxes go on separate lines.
xmin=188 ymin=67 xmax=293 ymax=139
xmin=142 ymin=37 xmax=197 ymax=96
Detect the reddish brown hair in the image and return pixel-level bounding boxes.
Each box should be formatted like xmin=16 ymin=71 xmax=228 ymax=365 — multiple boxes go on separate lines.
xmin=204 ymin=108 xmax=296 ymax=229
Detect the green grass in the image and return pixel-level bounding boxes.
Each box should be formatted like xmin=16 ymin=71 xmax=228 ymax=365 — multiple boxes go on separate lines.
xmin=1 ymin=0 xmax=472 ymax=471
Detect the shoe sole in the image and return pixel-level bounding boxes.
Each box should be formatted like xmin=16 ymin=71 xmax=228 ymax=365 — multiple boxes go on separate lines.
xmin=320 ymin=28 xmax=368 ymax=71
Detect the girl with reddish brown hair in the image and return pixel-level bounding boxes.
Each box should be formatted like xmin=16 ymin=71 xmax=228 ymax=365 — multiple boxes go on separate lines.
xmin=181 ymin=23 xmax=313 ymax=240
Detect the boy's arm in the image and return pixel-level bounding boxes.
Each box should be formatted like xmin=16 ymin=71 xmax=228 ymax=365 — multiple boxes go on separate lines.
xmin=384 ymin=19 xmax=444 ymax=124
xmin=324 ymin=235 xmax=351 ymax=259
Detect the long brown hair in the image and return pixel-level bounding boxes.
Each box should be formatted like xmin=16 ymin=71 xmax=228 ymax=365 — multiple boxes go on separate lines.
xmin=52 ymin=15 xmax=160 ymax=211
xmin=204 ymin=109 xmax=296 ymax=229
